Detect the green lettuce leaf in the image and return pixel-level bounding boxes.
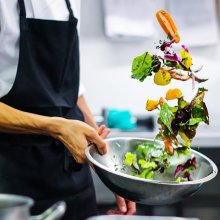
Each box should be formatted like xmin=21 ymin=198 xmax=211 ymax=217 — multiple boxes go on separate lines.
xmin=137 ymin=145 xmax=148 ymax=159
xmin=160 ymin=103 xmax=174 ymax=133
xmin=178 ymin=97 xmax=189 ymax=109
xmin=138 ymin=160 xmax=157 ymax=169
xmin=131 ymin=52 xmax=153 ymax=82
xmin=124 ymin=152 xmax=136 ymax=166
xmin=192 ymin=105 xmax=204 ymax=119
xmin=139 ymin=169 xmax=154 ymax=179
xmin=188 ymin=118 xmax=203 ymax=126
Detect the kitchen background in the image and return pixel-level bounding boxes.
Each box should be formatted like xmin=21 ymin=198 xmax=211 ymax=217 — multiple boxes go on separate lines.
xmin=79 ymin=0 xmax=220 ymax=219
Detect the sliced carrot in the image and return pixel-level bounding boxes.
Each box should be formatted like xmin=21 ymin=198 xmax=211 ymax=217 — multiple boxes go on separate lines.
xmin=156 ymin=10 xmax=180 ymax=43
xmin=159 ymin=97 xmax=166 ymax=107
xmin=169 ymin=71 xmax=190 ymax=81
xmin=162 ymin=136 xmax=174 ymax=155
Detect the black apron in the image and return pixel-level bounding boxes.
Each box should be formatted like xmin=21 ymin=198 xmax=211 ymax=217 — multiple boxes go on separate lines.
xmin=0 ymin=0 xmax=97 ymax=219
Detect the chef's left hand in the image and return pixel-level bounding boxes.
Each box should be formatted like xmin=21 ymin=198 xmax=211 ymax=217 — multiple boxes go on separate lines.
xmin=107 ymin=194 xmax=136 ymax=215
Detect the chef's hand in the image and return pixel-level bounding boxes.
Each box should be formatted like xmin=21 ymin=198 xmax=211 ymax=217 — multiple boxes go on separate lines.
xmin=107 ymin=195 xmax=136 ymax=215
xmin=52 ymin=118 xmax=107 ymax=163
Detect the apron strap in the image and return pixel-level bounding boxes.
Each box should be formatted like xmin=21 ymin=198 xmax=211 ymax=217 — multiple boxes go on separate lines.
xmin=18 ymin=0 xmax=75 ymax=20
xmin=65 ymin=0 xmax=75 ymax=20
xmin=18 ymin=0 xmax=26 ymax=17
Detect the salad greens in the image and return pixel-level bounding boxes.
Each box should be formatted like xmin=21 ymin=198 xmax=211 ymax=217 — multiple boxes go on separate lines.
xmin=131 ymin=41 xmax=208 ymax=86
xmin=168 ymin=88 xmax=209 ymax=150
xmin=124 ymin=9 xmax=210 ymax=182
xmin=123 ymin=142 xmax=169 ymax=180
xmin=123 ymin=141 xmax=197 ymax=182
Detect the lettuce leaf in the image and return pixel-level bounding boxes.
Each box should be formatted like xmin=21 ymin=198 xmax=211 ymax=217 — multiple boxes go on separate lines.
xmin=124 ymin=152 xmax=136 ymax=166
xmin=131 ymin=52 xmax=153 ymax=82
xmin=188 ymin=118 xmax=203 ymax=126
xmin=138 ymin=159 xmax=157 ymax=169
xmin=139 ymin=169 xmax=154 ymax=179
xmin=160 ymin=103 xmax=174 ymax=133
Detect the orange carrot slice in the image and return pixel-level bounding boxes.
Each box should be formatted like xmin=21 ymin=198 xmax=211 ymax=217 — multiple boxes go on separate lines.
xmin=156 ymin=10 xmax=180 ymax=43
xmin=162 ymin=136 xmax=174 ymax=155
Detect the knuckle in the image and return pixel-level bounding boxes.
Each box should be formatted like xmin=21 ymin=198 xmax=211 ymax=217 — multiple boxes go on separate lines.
xmin=102 ymin=142 xmax=107 ymax=148
xmin=87 ymin=128 xmax=96 ymax=137
xmin=75 ymin=157 xmax=84 ymax=164
xmin=101 ymin=142 xmax=107 ymax=153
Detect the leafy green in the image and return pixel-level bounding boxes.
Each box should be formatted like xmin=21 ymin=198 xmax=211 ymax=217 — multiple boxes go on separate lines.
xmin=123 ymin=142 xmax=170 ymax=180
xmin=158 ymin=88 xmax=209 ymax=148
xmin=176 ymin=147 xmax=191 ymax=155
xmin=188 ymin=118 xmax=203 ymax=126
xmin=190 ymin=89 xmax=209 ymax=125
xmin=131 ymin=52 xmax=153 ymax=82
xmin=160 ymin=103 xmax=174 ymax=132
xmin=178 ymin=97 xmax=189 ymax=109
xmin=192 ymin=105 xmax=205 ymax=119
xmin=146 ymin=171 xmax=154 ymax=179
xmin=138 ymin=160 xmax=157 ymax=169
xmin=139 ymin=169 xmax=154 ymax=179
xmin=169 ymin=106 xmax=178 ymax=113
xmin=175 ymin=177 xmax=182 ymax=183
xmin=136 ymin=145 xmax=148 ymax=158
xmin=198 ymin=87 xmax=208 ymax=93
xmin=124 ymin=152 xmax=136 ymax=166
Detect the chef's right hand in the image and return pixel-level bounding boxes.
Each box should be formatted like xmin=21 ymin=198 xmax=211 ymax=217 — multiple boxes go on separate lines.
xmin=51 ymin=118 xmax=107 ymax=163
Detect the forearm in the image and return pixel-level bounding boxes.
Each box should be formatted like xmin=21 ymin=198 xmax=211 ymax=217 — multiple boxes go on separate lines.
xmin=0 ymin=102 xmax=62 ymax=136
xmin=77 ymin=95 xmax=98 ymax=130
xmin=0 ymin=101 xmax=107 ymax=162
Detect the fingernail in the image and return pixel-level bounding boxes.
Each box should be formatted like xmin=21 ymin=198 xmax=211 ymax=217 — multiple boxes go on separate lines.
xmin=103 ymin=128 xmax=110 ymax=133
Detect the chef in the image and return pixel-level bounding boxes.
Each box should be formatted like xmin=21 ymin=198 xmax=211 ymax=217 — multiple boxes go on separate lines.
xmin=0 ymin=0 xmax=136 ymax=219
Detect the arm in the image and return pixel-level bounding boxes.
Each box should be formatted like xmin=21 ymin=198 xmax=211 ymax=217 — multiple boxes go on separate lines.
xmin=0 ymin=102 xmax=55 ymax=134
xmin=0 ymin=102 xmax=106 ymax=163
xmin=77 ymin=94 xmax=110 ymax=138
xmin=77 ymin=94 xmax=99 ymax=130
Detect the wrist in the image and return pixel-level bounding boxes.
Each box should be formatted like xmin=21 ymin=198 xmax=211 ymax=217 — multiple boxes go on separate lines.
xmin=45 ymin=117 xmax=67 ymax=139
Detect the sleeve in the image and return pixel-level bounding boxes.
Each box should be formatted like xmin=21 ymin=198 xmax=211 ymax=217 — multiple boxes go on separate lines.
xmin=78 ymin=81 xmax=85 ymax=96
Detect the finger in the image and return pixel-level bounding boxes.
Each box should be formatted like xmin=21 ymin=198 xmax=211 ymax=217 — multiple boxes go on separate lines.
xmin=99 ymin=127 xmax=110 ymax=139
xmin=98 ymin=125 xmax=111 ymax=139
xmin=126 ymin=201 xmax=136 ymax=215
xmin=115 ymin=195 xmax=127 ymax=213
xmin=97 ymin=125 xmax=106 ymax=135
xmin=87 ymin=131 xmax=107 ymax=155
